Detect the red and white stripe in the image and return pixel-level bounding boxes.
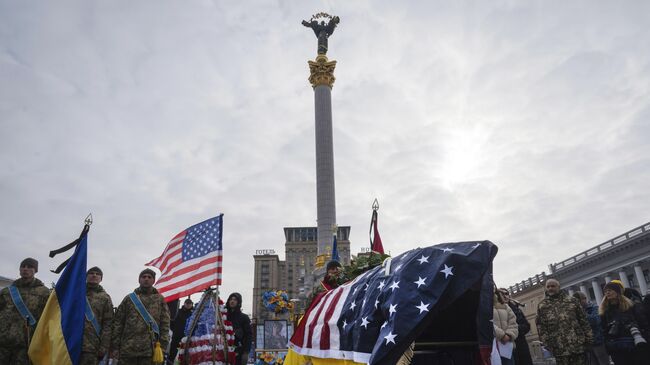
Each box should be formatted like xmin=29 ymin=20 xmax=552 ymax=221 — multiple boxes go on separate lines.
xmin=146 ymin=230 xmax=222 ymax=302
xmin=290 ymin=271 xmax=372 ymax=363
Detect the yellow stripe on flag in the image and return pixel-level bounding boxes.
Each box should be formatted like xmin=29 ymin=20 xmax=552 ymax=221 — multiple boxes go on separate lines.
xmin=284 ymin=349 xmax=366 ymax=365
xmin=28 ymin=293 xmax=73 ymax=365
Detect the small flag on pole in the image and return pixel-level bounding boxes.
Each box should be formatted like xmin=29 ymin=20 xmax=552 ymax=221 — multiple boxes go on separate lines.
xmin=146 ymin=215 xmax=224 ymax=302
xmin=369 ymin=201 xmax=385 ymax=254
xmin=331 ymin=233 xmax=340 ymax=262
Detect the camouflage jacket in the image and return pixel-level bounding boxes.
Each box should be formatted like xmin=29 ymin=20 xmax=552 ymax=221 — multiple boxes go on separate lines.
xmin=111 ymin=287 xmax=170 ymax=357
xmin=0 ymin=278 xmax=50 ymax=348
xmin=536 ymin=291 xmax=593 ymax=356
xmin=82 ymin=284 xmax=113 ymax=355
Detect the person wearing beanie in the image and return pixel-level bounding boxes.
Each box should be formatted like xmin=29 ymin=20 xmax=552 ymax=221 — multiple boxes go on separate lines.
xmin=536 ymin=279 xmax=593 ymax=365
xmin=81 ymin=266 xmax=113 ymax=365
xmin=111 ymin=269 xmax=170 ymax=364
xmin=139 ymin=268 xmax=156 ymax=280
xmin=0 ymin=258 xmax=50 ymax=364
xmin=226 ymin=293 xmax=251 ymax=365
xmin=599 ymin=281 xmax=647 ymax=365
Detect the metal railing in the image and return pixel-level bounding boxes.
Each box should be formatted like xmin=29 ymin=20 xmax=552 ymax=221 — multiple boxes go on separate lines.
xmin=508 ymin=272 xmax=547 ymax=295
xmin=549 ymin=222 xmax=650 ymax=273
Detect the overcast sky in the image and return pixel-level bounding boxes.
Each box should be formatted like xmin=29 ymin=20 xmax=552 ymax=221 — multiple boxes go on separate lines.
xmin=1 ymin=1 xmax=649 ymax=313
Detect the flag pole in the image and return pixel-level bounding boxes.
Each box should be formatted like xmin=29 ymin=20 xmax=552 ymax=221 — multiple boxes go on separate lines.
xmin=213 ymin=286 xmax=229 ymax=364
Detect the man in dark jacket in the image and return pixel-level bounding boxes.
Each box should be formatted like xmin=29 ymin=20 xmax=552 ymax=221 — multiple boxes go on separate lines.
xmin=572 ymin=292 xmax=609 ymax=365
xmin=168 ymin=298 xmax=193 ymax=364
xmin=500 ymin=288 xmax=533 ymax=365
xmin=226 ymin=292 xmax=251 ymax=365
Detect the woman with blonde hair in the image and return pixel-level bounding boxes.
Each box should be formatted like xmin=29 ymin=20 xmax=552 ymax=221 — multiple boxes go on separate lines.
xmin=599 ymin=281 xmax=647 ymax=365
xmin=494 ymin=288 xmax=518 ymax=365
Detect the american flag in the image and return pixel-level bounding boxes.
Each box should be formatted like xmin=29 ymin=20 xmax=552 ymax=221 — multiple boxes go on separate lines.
xmin=146 ymin=215 xmax=223 ymax=302
xmin=290 ymin=241 xmax=497 ymax=365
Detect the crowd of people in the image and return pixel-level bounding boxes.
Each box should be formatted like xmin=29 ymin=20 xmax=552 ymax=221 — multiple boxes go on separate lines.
xmin=4 ymin=254 xmax=650 ymax=365
xmin=499 ymin=278 xmax=650 ymax=365
xmin=0 ymin=258 xmax=252 ymax=365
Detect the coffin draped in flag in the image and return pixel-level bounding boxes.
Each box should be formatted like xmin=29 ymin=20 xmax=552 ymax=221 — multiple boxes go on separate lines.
xmin=289 ymin=241 xmax=497 ymax=365
xmin=29 ymin=228 xmax=88 ymax=365
xmin=146 ymin=215 xmax=223 ymax=302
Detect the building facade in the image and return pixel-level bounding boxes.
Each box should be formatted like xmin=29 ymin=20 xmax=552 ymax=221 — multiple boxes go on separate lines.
xmin=549 ymin=222 xmax=650 ymax=302
xmin=252 ymin=226 xmax=350 ymax=323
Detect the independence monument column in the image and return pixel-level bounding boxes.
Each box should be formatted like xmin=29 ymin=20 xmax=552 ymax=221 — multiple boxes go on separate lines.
xmin=302 ymin=13 xmax=340 ymax=268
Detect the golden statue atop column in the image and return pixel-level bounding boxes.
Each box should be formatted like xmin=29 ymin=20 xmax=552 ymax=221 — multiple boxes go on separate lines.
xmin=303 ymin=13 xmax=339 ymax=89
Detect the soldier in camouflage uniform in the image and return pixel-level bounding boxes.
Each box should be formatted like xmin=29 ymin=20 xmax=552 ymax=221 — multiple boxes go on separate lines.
xmin=111 ymin=268 xmax=170 ymax=365
xmin=80 ymin=266 xmax=113 ymax=365
xmin=0 ymin=258 xmax=50 ymax=365
xmin=536 ymin=279 xmax=593 ymax=365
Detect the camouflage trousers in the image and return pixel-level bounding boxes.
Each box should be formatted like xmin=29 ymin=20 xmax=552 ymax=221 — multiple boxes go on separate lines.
xmin=79 ymin=351 xmax=105 ymax=365
xmin=555 ymin=352 xmax=587 ymax=365
xmin=118 ymin=356 xmax=157 ymax=365
xmin=0 ymin=347 xmax=30 ymax=365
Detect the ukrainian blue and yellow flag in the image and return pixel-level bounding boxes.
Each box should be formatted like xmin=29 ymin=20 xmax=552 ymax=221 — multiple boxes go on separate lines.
xmin=29 ymin=227 xmax=88 ymax=365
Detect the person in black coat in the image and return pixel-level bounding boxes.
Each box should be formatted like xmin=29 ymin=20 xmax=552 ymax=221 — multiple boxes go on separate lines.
xmin=227 ymin=292 xmax=252 ymax=365
xmin=500 ymin=288 xmax=533 ymax=365
xmin=168 ymin=298 xmax=193 ymax=364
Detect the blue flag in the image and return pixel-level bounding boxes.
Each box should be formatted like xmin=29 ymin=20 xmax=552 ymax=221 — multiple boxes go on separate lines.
xmin=29 ymin=230 xmax=88 ymax=364
xmin=331 ymin=233 xmax=340 ymax=262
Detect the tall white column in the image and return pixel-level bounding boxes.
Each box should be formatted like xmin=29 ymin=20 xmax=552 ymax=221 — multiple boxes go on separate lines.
xmin=605 ymin=274 xmax=613 ymax=283
xmin=308 ymin=55 xmax=338 ymax=261
xmin=619 ymin=269 xmax=631 ymax=288
xmin=634 ymin=264 xmax=648 ymax=295
xmin=592 ymin=279 xmax=603 ymax=304
xmin=579 ymin=284 xmax=590 ymax=300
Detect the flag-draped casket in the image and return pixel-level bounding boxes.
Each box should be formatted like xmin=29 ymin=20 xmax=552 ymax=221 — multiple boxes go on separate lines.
xmin=288 ymin=241 xmax=498 ymax=365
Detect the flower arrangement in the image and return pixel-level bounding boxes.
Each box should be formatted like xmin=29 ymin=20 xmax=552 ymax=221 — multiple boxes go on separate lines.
xmin=255 ymin=351 xmax=286 ymax=365
xmin=262 ymin=290 xmax=293 ymax=314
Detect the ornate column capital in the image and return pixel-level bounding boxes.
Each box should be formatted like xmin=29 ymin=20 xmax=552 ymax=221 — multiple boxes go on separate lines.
xmin=308 ymin=55 xmax=337 ymax=88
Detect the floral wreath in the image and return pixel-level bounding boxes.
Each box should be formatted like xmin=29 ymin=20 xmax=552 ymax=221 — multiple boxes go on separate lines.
xmin=262 ymin=290 xmax=293 ymax=313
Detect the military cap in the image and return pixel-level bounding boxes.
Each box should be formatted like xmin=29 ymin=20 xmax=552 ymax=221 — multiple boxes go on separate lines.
xmin=139 ymin=268 xmax=156 ymax=279
xmin=20 ymin=257 xmax=39 ymax=272
xmin=87 ymin=266 xmax=103 ymax=277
